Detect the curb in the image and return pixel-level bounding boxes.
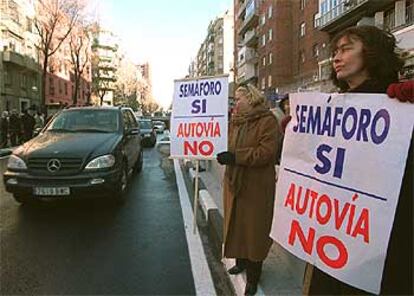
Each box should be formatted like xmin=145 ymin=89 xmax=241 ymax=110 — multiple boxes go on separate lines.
xmin=186 ymin=166 xmax=265 ymax=295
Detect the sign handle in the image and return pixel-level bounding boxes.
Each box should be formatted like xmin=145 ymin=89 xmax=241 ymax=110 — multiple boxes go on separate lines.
xmin=193 ymin=160 xmax=200 ymax=234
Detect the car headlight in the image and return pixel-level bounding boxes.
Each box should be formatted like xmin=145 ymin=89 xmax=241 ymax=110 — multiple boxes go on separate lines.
xmin=85 ymin=155 xmax=116 ymax=170
xmin=7 ymin=155 xmax=27 ymax=170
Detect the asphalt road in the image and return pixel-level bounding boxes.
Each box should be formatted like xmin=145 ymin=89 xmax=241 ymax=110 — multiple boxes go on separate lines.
xmin=0 ymin=135 xmax=197 ymax=295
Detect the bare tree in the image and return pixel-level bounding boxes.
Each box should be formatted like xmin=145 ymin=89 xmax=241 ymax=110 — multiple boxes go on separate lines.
xmin=34 ymin=0 xmax=83 ymax=112
xmin=114 ymin=58 xmax=139 ymax=108
xmin=69 ymin=22 xmax=91 ymax=105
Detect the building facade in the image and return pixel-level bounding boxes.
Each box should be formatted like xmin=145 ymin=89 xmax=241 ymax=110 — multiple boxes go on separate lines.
xmin=193 ymin=9 xmax=234 ymax=81
xmin=91 ymin=24 xmax=119 ymax=106
xmin=0 ymin=0 xmax=41 ymax=113
xmin=316 ymin=0 xmax=414 ymax=81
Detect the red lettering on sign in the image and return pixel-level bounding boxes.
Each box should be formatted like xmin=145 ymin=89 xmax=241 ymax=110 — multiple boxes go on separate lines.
xmin=288 ymin=219 xmax=315 ymax=255
xmin=183 ymin=140 xmax=214 ymax=156
xmin=316 ymin=235 xmax=349 ymax=269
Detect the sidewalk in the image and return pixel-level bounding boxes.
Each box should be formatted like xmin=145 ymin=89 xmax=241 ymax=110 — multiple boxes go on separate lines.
xmin=186 ymin=160 xmax=306 ymax=295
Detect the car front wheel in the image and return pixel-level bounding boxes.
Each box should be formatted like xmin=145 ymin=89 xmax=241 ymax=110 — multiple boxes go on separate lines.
xmin=111 ymin=163 xmax=128 ymax=203
xmin=13 ymin=194 xmax=27 ymax=204
xmin=134 ymin=150 xmax=143 ymax=173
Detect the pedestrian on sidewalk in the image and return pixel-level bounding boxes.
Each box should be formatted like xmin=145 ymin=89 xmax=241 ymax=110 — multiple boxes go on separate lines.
xmin=34 ymin=110 xmax=45 ymax=130
xmin=300 ymin=25 xmax=413 ymax=295
xmin=9 ymin=110 xmax=21 ymax=147
xmin=217 ymin=84 xmax=280 ymax=296
xmin=1 ymin=111 xmax=9 ymax=148
xmin=22 ymin=109 xmax=35 ymax=142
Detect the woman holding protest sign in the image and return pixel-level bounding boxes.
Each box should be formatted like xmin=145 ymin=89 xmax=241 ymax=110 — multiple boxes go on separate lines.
xmin=216 ymin=84 xmax=279 ymax=295
xmin=299 ymin=25 xmax=413 ymax=295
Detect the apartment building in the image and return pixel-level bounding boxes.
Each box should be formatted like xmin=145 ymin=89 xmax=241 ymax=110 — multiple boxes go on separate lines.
xmin=235 ymin=0 xmax=259 ymax=85
xmin=0 ymin=0 xmax=41 ymax=113
xmin=91 ymin=24 xmax=120 ymax=106
xmin=316 ymin=0 xmax=414 ymax=80
xmin=193 ymin=9 xmax=234 ymax=81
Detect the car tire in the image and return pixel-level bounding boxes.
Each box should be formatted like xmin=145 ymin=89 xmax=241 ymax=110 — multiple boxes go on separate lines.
xmin=134 ymin=150 xmax=143 ymax=174
xmin=13 ymin=194 xmax=27 ymax=204
xmin=112 ymin=162 xmax=128 ymax=204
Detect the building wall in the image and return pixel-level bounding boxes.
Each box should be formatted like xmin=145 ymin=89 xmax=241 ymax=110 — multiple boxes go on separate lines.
xmin=223 ymin=8 xmax=235 ymax=82
xmin=0 ymin=0 xmax=41 ymax=113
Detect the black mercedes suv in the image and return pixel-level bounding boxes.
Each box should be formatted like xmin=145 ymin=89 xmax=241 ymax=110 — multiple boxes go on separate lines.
xmin=3 ymin=106 xmax=143 ymax=204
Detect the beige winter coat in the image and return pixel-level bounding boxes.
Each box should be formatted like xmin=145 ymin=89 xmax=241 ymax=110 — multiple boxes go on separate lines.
xmin=223 ymin=105 xmax=280 ymax=262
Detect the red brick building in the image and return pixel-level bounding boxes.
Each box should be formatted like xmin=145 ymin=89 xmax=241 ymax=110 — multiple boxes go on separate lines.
xmin=45 ymin=72 xmax=91 ymax=107
xmin=234 ymin=0 xmax=330 ymax=96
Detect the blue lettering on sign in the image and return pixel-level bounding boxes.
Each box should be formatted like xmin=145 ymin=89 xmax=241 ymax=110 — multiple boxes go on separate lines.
xmin=314 ymin=144 xmax=346 ymax=179
xmin=179 ymin=80 xmax=223 ymax=98
xmin=293 ymin=104 xmax=391 ymax=145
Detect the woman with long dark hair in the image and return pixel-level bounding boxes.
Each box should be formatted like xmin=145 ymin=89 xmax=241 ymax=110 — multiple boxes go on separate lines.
xmin=303 ymin=25 xmax=413 ymax=295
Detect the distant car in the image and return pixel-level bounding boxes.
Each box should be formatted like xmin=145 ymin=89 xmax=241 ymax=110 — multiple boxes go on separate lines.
xmin=3 ymin=106 xmax=143 ymax=204
xmin=138 ymin=118 xmax=156 ymax=147
xmin=153 ymin=121 xmax=166 ymax=133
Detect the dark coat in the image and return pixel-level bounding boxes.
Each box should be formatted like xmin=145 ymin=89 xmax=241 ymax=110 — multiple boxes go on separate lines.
xmin=304 ymin=79 xmax=413 ymax=295
xmin=223 ymin=105 xmax=280 ymax=262
xmin=8 ymin=114 xmax=21 ymax=132
xmin=0 ymin=117 xmax=8 ymax=133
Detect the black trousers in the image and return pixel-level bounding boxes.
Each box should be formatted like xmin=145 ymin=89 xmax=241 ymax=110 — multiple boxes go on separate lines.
xmin=235 ymin=258 xmax=263 ymax=285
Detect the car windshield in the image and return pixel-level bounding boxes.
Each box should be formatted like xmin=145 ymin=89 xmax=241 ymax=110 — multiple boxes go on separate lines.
xmin=47 ymin=109 xmax=119 ymax=133
xmin=139 ymin=120 xmax=152 ymax=129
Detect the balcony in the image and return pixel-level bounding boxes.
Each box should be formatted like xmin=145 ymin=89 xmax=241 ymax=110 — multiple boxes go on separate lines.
xmin=318 ymin=0 xmax=394 ymax=33
xmin=2 ymin=51 xmax=40 ymax=72
xmin=237 ymin=0 xmax=248 ymax=19
xmin=238 ymin=0 xmax=259 ymax=36
xmin=243 ymin=29 xmax=258 ymax=47
xmin=238 ymin=46 xmax=258 ymax=67
xmin=237 ymin=63 xmax=257 ymax=83
xmin=385 ymin=3 xmax=414 ymax=32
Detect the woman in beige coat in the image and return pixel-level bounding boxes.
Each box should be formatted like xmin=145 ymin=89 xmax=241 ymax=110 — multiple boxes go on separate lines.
xmin=217 ymin=84 xmax=280 ymax=295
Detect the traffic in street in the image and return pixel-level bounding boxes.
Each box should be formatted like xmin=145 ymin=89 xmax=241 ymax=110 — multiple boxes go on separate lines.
xmin=0 ymin=133 xmax=198 ymax=295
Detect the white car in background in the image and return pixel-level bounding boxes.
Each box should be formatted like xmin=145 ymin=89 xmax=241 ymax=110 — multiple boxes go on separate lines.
xmin=153 ymin=121 xmax=166 ymax=133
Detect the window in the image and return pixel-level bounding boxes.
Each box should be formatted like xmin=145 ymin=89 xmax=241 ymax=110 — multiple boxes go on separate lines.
xmin=300 ymin=50 xmax=306 ymax=63
xmin=21 ymin=74 xmax=27 ymax=89
xmin=261 ymin=34 xmax=266 ymax=47
xmin=300 ymin=22 xmax=306 ymax=37
xmin=260 ymin=14 xmax=266 ymax=26
xmin=300 ymin=0 xmax=306 ymax=10
xmin=268 ymin=29 xmax=273 ymax=41
xmin=59 ymin=80 xmax=63 ymax=94
xmin=261 ymin=77 xmax=266 ymax=90
xmin=313 ymin=13 xmax=319 ymax=28
xmin=268 ymin=5 xmax=272 ymax=19
xmin=4 ymin=70 xmax=11 ymax=85
xmin=269 ymin=52 xmax=273 ymax=64
xmin=49 ymin=77 xmax=55 ymax=96
xmin=312 ymin=44 xmax=319 ymax=58
xmin=262 ymin=56 xmax=266 ymax=66
xmin=65 ymin=83 xmax=68 ymax=95
xmin=268 ymin=75 xmax=272 ymax=87
xmin=26 ymin=17 xmax=32 ymax=32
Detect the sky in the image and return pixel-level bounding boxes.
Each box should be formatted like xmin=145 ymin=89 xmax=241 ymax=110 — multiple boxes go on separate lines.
xmin=94 ymin=0 xmax=233 ymax=109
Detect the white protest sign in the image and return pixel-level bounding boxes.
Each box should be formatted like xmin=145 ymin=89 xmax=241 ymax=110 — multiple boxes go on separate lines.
xmin=270 ymin=93 xmax=414 ymax=294
xmin=171 ymin=76 xmax=228 ymax=159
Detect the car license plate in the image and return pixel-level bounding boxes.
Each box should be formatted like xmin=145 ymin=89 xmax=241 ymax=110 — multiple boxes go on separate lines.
xmin=33 ymin=187 xmax=70 ymax=196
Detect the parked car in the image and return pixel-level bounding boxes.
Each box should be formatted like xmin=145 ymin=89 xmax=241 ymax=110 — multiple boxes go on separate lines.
xmin=153 ymin=121 xmax=166 ymax=133
xmin=3 ymin=106 xmax=143 ymax=204
xmin=138 ymin=118 xmax=156 ymax=147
